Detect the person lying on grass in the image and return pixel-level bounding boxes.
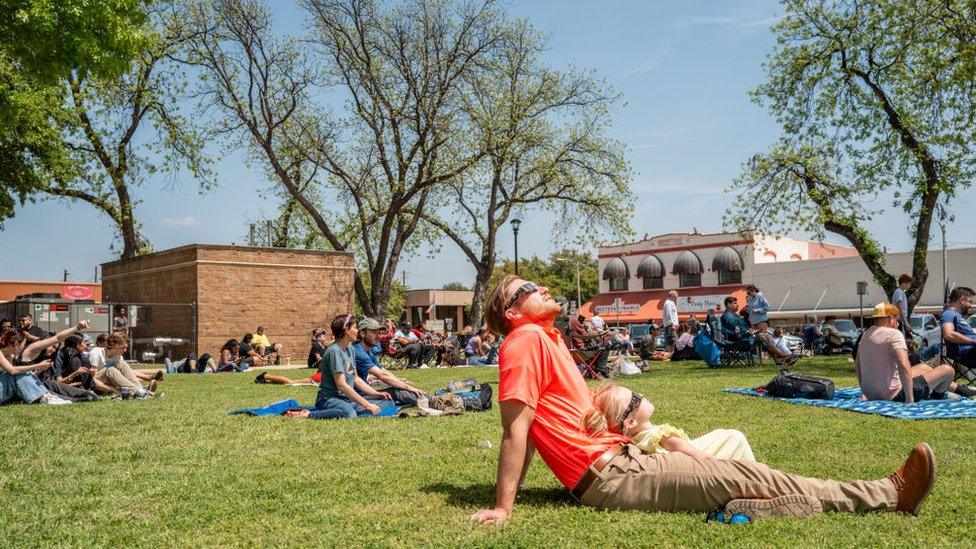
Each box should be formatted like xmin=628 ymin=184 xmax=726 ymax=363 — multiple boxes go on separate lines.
xmin=582 ymin=381 xmax=754 ymax=461
xmin=285 ymin=314 xmax=392 ymax=419
xmin=470 ymin=275 xmax=938 ymax=524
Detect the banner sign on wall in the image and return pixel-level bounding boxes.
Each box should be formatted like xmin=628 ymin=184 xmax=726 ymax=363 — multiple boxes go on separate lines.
xmin=676 ymin=295 xmax=725 ymax=312
xmin=61 ymin=285 xmax=94 ymax=300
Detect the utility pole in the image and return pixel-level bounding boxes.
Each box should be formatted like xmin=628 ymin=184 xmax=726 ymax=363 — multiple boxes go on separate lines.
xmin=402 ymin=271 xmax=406 ymax=288
xmin=938 ymin=203 xmax=952 ymax=304
xmin=63 ymin=269 xmax=69 ymax=282
xmin=265 ymin=220 xmax=273 ymax=247
xmin=249 ymin=224 xmax=256 ymax=246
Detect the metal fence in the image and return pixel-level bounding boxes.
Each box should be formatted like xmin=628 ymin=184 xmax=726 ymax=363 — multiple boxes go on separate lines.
xmin=0 ymin=298 xmax=196 ymax=364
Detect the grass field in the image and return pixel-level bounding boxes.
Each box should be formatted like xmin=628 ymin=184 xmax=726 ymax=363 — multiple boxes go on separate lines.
xmin=2 ymin=357 xmax=972 ymax=547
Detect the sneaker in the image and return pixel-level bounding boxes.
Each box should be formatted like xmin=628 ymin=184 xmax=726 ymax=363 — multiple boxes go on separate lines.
xmin=889 ymin=443 xmax=936 ymax=515
xmin=39 ymin=393 xmax=73 ymax=405
xmin=419 ymin=364 xmax=430 ymax=369
xmin=725 ymin=494 xmax=823 ymax=519
xmin=254 ymin=372 xmax=268 ymax=384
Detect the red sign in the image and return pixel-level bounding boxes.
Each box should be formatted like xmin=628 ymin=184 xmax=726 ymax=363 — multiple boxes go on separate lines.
xmin=61 ymin=285 xmax=94 ymax=301
xmin=49 ymin=304 xmax=69 ymax=311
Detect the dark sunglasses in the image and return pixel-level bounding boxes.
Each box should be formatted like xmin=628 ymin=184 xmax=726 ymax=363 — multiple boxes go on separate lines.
xmin=619 ymin=391 xmax=643 ymax=430
xmin=504 ymin=282 xmax=539 ymax=310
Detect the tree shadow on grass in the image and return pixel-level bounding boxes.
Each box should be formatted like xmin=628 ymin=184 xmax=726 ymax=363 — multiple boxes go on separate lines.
xmin=422 ymin=482 xmax=573 ymax=509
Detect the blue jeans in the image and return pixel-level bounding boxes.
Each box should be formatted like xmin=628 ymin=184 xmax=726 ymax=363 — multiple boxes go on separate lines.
xmin=309 ymin=397 xmax=393 ymax=419
xmin=467 ymin=345 xmax=498 ymax=366
xmin=0 ymin=372 xmax=50 ymax=404
xmin=918 ymin=342 xmax=942 ymax=362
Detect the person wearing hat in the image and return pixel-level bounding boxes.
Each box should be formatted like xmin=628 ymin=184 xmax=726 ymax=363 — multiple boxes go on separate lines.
xmin=856 ymin=302 xmax=974 ymax=402
xmin=352 ymin=317 xmax=425 ymax=405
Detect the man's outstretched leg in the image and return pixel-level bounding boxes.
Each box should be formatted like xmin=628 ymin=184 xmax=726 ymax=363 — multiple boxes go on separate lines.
xmin=579 ymin=443 xmax=935 ymax=516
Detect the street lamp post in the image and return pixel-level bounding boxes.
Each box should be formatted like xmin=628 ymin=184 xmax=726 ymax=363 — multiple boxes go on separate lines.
xmin=510 ymin=218 xmax=521 ymax=275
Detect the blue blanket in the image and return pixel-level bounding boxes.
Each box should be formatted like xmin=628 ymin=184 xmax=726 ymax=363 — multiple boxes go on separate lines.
xmin=726 ymin=387 xmax=976 ymax=420
xmin=228 ymin=398 xmax=399 ymax=418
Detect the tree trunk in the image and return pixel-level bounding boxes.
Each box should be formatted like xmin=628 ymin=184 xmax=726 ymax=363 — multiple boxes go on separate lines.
xmin=468 ymin=253 xmax=495 ymax=329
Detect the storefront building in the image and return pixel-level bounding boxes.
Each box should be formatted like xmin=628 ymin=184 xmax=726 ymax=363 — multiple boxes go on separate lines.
xmin=582 ymin=231 xmax=974 ymax=327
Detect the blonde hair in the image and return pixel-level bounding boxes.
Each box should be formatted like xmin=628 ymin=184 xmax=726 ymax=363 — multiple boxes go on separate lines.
xmin=485 ymin=275 xmax=519 ymax=336
xmin=580 ymin=382 xmax=627 ymax=436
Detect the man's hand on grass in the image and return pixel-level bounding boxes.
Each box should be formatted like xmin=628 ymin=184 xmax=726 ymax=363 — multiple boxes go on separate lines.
xmin=470 ymin=508 xmax=510 ymax=524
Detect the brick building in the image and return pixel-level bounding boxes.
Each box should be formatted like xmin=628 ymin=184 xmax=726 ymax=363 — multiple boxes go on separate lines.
xmin=101 ymin=244 xmax=355 ymax=359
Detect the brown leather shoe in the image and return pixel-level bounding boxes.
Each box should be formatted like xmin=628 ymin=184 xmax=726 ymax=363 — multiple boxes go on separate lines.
xmin=889 ymin=443 xmax=936 ymax=515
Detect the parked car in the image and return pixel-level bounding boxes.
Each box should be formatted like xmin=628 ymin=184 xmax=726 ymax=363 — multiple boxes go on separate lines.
xmin=815 ymin=319 xmax=859 ymax=354
xmin=766 ymin=327 xmax=803 ymax=353
xmin=909 ymin=313 xmax=942 ymax=348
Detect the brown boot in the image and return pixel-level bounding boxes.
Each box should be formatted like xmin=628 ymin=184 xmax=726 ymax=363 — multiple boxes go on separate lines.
xmin=889 ymin=443 xmax=936 ymax=515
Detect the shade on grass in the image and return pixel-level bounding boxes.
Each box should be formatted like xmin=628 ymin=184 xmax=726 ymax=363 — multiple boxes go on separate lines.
xmin=1 ymin=357 xmax=971 ymax=546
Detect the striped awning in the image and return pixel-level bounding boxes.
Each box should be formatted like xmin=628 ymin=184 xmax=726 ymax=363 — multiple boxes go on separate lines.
xmin=636 ymin=254 xmax=665 ymax=278
xmin=711 ymin=247 xmax=743 ymax=272
xmin=602 ymin=257 xmax=629 ymax=280
xmin=672 ymin=250 xmax=703 ymax=275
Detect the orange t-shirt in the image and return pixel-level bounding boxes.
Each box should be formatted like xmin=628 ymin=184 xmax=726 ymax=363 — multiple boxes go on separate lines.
xmin=497 ymin=323 xmax=628 ymax=489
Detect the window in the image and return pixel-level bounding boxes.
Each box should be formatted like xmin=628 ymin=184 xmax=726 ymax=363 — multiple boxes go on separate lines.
xmin=642 ymin=276 xmax=663 ymax=289
xmin=610 ymin=277 xmax=629 ymax=291
xmin=718 ymin=270 xmax=741 ymax=285
xmin=679 ymin=273 xmax=701 ymax=287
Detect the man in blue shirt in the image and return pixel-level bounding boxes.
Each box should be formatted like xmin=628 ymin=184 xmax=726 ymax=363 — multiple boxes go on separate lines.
xmin=722 ymin=296 xmax=797 ymax=365
xmin=940 ymin=287 xmax=976 ymax=362
xmin=353 ymin=318 xmax=425 ymax=406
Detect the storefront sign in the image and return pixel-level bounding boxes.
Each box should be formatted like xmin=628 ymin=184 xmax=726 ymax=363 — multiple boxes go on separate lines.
xmin=594 ymin=301 xmax=641 ymax=315
xmin=677 ymin=295 xmax=725 ymax=312
xmin=61 ymin=285 xmax=94 ymax=300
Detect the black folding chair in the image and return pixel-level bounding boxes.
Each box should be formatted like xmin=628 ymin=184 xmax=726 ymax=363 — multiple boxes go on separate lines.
xmin=942 ymin=342 xmax=976 ymax=386
xmin=705 ymin=312 xmax=762 ymax=368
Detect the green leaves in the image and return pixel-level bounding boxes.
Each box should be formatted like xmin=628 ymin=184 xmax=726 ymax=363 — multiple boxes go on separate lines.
xmin=729 ymin=0 xmax=976 ymax=308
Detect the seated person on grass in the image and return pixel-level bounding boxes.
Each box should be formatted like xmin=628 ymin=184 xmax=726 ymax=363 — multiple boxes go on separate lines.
xmin=286 ymin=314 xmax=392 ymax=419
xmin=465 ymin=328 xmax=499 ymax=366
xmin=165 ymin=353 xmax=217 ymax=374
xmin=252 ymin=325 xmax=284 ymax=363
xmin=671 ymin=323 xmax=698 ymax=361
xmin=470 ymin=275 xmax=941 ymax=524
xmin=92 ymin=334 xmax=160 ymax=397
xmin=821 ymin=316 xmax=852 ymax=352
xmin=0 ymin=349 xmax=72 ymax=405
xmin=308 ymin=329 xmax=327 ymax=369
xmin=583 ymin=381 xmax=755 ymax=461
xmin=857 ymin=302 xmax=975 ymax=402
xmin=940 ymin=286 xmax=976 ymax=364
xmin=721 ymin=296 xmax=798 ymax=366
xmin=352 ymin=318 xmax=426 ymax=405
xmin=217 ymin=339 xmax=244 ymax=372
xmin=642 ymin=325 xmax=672 ymax=362
xmin=238 ymin=334 xmax=267 ymax=368
xmin=53 ymin=335 xmax=116 ymax=394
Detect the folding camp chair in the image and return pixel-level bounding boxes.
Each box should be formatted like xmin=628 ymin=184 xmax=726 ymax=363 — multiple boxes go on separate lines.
xmin=942 ymin=342 xmax=976 ymax=386
xmin=570 ymin=347 xmax=608 ymax=380
xmin=705 ymin=311 xmax=762 ymax=368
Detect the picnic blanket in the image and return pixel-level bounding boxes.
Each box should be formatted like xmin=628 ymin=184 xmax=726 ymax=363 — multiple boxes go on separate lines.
xmin=228 ymin=398 xmax=399 ymax=417
xmin=726 ymin=386 xmax=976 ymax=420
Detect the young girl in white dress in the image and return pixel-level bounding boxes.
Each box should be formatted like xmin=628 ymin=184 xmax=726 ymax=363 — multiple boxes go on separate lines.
xmin=581 ymin=382 xmax=755 ymax=461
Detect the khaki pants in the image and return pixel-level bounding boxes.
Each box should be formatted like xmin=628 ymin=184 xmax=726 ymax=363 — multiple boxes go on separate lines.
xmin=95 ymin=359 xmax=141 ymax=390
xmin=580 ymin=444 xmax=896 ymax=513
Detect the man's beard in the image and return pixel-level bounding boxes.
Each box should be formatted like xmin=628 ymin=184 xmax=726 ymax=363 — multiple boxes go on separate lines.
xmin=520 ymin=298 xmax=562 ymax=323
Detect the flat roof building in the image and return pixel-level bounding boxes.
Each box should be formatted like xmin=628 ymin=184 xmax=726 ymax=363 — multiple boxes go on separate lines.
xmin=583 ymin=231 xmax=969 ymax=326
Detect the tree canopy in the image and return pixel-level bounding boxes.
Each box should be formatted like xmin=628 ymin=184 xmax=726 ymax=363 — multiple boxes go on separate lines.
xmin=725 ymin=0 xmax=976 ymax=311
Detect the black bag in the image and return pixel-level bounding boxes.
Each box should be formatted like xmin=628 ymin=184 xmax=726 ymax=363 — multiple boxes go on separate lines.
xmin=764 ymin=369 xmax=835 ymax=400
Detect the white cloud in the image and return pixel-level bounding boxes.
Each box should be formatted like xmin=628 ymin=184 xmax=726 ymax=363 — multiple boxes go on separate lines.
xmin=620 ymin=47 xmax=674 ymax=77
xmin=671 ymin=14 xmax=780 ymax=29
xmin=161 ymin=216 xmax=200 ymax=228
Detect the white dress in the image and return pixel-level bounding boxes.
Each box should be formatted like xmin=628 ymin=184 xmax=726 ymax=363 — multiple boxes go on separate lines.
xmin=631 ymin=424 xmax=756 ymax=461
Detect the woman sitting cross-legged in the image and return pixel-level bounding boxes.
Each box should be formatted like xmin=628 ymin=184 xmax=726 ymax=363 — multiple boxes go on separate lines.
xmin=286 ymin=314 xmax=393 ymax=419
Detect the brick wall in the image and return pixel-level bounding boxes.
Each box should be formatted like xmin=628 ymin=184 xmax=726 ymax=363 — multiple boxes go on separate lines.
xmin=102 ymin=245 xmax=355 ymax=360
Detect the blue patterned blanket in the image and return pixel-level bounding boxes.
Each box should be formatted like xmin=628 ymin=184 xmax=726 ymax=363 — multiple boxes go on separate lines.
xmin=725 ymin=387 xmax=976 ymax=420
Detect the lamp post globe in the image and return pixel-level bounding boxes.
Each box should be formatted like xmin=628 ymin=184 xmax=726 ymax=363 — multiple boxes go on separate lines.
xmin=510 ymin=218 xmax=522 ymax=275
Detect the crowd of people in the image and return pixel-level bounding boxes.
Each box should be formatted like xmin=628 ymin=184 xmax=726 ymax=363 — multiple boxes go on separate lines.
xmin=0 ymin=313 xmax=162 ymax=405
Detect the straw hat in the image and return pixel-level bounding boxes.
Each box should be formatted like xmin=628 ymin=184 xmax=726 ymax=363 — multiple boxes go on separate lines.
xmin=868 ymin=302 xmax=899 ymax=319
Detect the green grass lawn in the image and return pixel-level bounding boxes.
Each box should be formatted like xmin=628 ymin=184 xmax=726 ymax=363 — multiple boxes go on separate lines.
xmin=2 ymin=357 xmax=972 ymax=547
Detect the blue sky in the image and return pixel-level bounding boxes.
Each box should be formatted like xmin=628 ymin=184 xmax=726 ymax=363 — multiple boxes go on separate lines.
xmin=2 ymin=0 xmax=972 ymax=287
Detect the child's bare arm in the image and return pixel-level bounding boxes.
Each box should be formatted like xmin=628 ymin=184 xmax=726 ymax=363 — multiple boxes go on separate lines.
xmin=659 ymin=436 xmax=713 ymax=459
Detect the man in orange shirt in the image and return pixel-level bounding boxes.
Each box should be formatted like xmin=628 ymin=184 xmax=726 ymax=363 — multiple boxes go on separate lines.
xmin=470 ymin=276 xmax=938 ymax=524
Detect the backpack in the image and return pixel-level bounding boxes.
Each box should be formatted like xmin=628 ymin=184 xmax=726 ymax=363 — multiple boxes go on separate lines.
xmin=434 ymin=382 xmax=493 ymax=412
xmin=763 ymin=369 xmax=835 ymax=400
